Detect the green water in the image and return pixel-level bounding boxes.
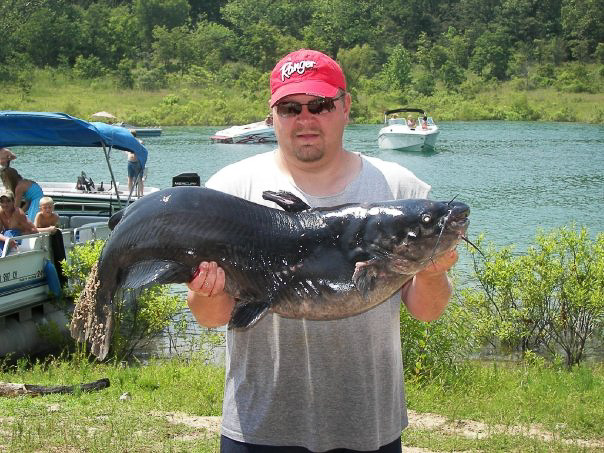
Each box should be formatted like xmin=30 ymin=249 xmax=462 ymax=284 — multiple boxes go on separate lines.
xmin=17 ymin=121 xmax=604 ymax=252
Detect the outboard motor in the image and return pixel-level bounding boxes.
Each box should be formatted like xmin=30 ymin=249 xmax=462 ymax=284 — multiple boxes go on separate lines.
xmin=172 ymin=172 xmax=200 ymax=187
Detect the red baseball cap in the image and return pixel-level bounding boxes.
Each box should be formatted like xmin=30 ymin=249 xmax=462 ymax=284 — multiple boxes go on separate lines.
xmin=270 ymin=49 xmax=347 ymax=107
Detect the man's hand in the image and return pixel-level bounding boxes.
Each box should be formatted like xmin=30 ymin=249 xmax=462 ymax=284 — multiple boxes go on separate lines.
xmin=402 ymin=248 xmax=459 ymax=322
xmin=187 ymin=261 xmax=234 ymax=328
xmin=187 ymin=261 xmax=226 ymax=297
xmin=417 ymin=249 xmax=459 ymax=277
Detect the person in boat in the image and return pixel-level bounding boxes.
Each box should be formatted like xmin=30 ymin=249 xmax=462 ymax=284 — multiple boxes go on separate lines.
xmin=127 ymin=131 xmax=144 ymax=197
xmin=34 ymin=196 xmax=59 ymax=233
xmin=0 ymin=147 xmax=16 ymax=169
xmin=0 ymin=150 xmax=45 ymax=222
xmin=264 ymin=112 xmax=273 ymax=126
xmin=0 ymin=189 xmax=38 ymax=253
xmin=186 ymin=49 xmax=458 ymax=452
xmin=421 ymin=115 xmax=429 ymax=130
xmin=406 ymin=114 xmax=416 ymax=129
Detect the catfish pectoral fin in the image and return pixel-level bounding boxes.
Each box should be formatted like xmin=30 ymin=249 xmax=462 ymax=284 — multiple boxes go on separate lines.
xmin=122 ymin=260 xmax=192 ymax=290
xmin=352 ymin=260 xmax=380 ymax=299
xmin=228 ymin=302 xmax=271 ymax=329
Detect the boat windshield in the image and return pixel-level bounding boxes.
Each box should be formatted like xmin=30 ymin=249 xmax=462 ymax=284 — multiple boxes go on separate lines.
xmin=387 ymin=118 xmax=404 ymax=125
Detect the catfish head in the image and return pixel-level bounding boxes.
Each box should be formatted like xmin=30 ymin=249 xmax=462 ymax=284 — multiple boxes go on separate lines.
xmin=361 ymin=199 xmax=470 ymax=276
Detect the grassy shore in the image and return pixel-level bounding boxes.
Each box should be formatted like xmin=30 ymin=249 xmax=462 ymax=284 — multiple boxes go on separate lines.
xmin=1 ymin=356 xmax=603 ymax=452
xmin=1 ymin=69 xmax=603 ymax=126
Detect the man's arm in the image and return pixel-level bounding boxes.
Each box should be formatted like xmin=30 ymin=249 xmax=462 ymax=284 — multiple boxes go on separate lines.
xmin=401 ymin=249 xmax=458 ymax=321
xmin=13 ymin=183 xmax=29 ymax=213
xmin=17 ymin=211 xmax=38 ymax=234
xmin=187 ymin=261 xmax=235 ymax=327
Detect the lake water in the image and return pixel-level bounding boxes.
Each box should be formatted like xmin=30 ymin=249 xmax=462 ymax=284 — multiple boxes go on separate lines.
xmin=20 ymin=121 xmax=604 ymax=249
xmin=15 ymin=121 xmax=604 ymax=358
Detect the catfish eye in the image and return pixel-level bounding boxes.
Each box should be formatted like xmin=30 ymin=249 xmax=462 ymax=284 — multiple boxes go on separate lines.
xmin=421 ymin=213 xmax=432 ymax=224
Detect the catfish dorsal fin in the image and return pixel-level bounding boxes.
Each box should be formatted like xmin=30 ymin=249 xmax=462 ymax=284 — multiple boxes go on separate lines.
xmin=262 ymin=190 xmax=311 ymax=212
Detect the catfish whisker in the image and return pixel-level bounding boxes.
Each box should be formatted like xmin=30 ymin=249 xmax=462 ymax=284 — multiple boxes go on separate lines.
xmin=461 ymin=235 xmax=484 ymax=257
xmin=429 ymin=209 xmax=451 ymax=260
xmin=447 ymin=195 xmax=459 ymax=206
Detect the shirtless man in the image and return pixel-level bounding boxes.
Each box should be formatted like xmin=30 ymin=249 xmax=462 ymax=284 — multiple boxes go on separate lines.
xmin=0 ymin=190 xmax=38 ymax=252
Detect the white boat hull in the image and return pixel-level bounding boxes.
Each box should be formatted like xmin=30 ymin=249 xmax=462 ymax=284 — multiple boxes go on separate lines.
xmin=378 ymin=125 xmax=440 ymax=151
xmin=211 ymin=121 xmax=276 ymax=144
xmin=0 ymin=224 xmax=110 ymax=317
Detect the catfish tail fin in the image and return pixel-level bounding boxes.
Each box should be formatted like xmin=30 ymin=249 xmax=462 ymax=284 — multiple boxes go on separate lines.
xmin=70 ymin=262 xmax=113 ymax=360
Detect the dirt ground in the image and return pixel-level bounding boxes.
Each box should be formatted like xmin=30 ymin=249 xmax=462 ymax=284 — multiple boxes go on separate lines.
xmin=151 ymin=410 xmax=604 ymax=451
xmin=2 ymin=410 xmax=603 ymax=451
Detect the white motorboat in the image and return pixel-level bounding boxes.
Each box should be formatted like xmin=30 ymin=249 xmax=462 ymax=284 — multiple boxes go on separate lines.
xmin=378 ymin=108 xmax=440 ymax=151
xmin=210 ymin=121 xmax=276 ymax=144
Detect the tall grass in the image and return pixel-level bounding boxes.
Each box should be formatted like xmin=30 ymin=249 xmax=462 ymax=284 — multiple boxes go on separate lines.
xmin=406 ymin=361 xmax=604 ymax=437
xmin=1 ymin=355 xmax=602 ymax=452
xmin=1 ymin=68 xmax=602 ymax=125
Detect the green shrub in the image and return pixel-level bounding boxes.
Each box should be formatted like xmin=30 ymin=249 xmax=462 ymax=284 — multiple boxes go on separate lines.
xmin=134 ymin=66 xmax=167 ymax=91
xmin=401 ymin=285 xmax=476 ymax=382
xmin=462 ymin=226 xmax=604 ymax=368
xmin=62 ymin=241 xmax=186 ymax=361
xmin=73 ymin=55 xmax=105 ymax=79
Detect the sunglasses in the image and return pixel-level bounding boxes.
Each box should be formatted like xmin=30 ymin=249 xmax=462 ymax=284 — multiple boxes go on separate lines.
xmin=275 ymin=93 xmax=345 ymax=118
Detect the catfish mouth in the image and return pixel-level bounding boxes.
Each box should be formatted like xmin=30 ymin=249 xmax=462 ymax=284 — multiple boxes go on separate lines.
xmin=388 ymin=203 xmax=470 ymax=274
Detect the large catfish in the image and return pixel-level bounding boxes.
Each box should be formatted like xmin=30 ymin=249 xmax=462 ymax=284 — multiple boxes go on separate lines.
xmin=70 ymin=186 xmax=470 ymax=360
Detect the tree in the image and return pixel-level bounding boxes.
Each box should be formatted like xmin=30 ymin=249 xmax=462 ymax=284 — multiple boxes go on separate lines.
xmin=134 ymin=0 xmax=190 ymax=48
xmin=470 ymin=30 xmax=511 ymax=80
xmin=152 ymin=25 xmax=195 ymax=74
xmin=191 ymin=21 xmax=238 ymax=71
xmin=14 ymin=4 xmax=83 ymax=67
xmin=440 ymin=61 xmax=466 ymax=91
xmin=337 ymin=44 xmax=379 ymax=90
xmin=222 ymin=0 xmax=313 ymax=39
xmin=303 ymin=0 xmax=385 ymax=58
xmin=561 ymin=0 xmax=604 ymax=59
xmin=383 ymin=45 xmax=413 ymax=92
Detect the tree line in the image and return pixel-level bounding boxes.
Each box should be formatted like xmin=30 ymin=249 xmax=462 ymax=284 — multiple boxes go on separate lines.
xmin=1 ymin=0 xmax=603 ymax=106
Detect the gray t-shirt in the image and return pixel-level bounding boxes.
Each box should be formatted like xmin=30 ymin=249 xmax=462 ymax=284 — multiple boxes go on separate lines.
xmin=206 ymin=150 xmax=430 ymax=450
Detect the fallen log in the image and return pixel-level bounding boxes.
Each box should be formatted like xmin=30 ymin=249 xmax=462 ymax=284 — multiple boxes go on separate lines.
xmin=0 ymin=378 xmax=110 ymax=397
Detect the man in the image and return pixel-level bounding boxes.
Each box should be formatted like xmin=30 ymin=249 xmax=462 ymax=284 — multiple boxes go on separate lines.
xmin=187 ymin=49 xmax=458 ymax=452
xmin=0 ymin=189 xmax=38 ymax=253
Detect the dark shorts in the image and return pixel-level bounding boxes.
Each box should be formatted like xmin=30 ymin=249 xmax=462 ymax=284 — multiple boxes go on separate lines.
xmin=220 ymin=435 xmax=402 ymax=453
xmin=128 ymin=160 xmax=142 ymax=178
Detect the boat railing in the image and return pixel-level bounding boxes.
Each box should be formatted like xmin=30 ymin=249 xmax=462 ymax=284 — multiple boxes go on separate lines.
xmin=71 ymin=221 xmax=110 ymax=244
xmin=1 ymin=231 xmax=51 ymax=258
xmin=1 ymin=221 xmax=110 ymax=259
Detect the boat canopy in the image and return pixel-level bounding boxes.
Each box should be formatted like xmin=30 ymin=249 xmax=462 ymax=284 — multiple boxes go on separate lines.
xmin=384 ymin=108 xmax=426 ymax=116
xmin=0 ymin=111 xmax=147 ymax=169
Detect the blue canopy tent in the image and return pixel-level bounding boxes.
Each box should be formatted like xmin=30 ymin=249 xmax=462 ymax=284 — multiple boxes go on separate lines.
xmin=0 ymin=111 xmax=148 ymax=203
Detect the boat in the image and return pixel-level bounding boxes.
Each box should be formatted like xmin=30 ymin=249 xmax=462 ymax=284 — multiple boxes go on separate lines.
xmin=210 ymin=121 xmax=276 ymax=144
xmin=0 ymin=111 xmax=159 ymax=356
xmin=1 ymin=111 xmax=159 ymax=219
xmin=378 ymin=108 xmax=440 ymax=151
xmin=115 ymin=122 xmax=162 ymax=137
